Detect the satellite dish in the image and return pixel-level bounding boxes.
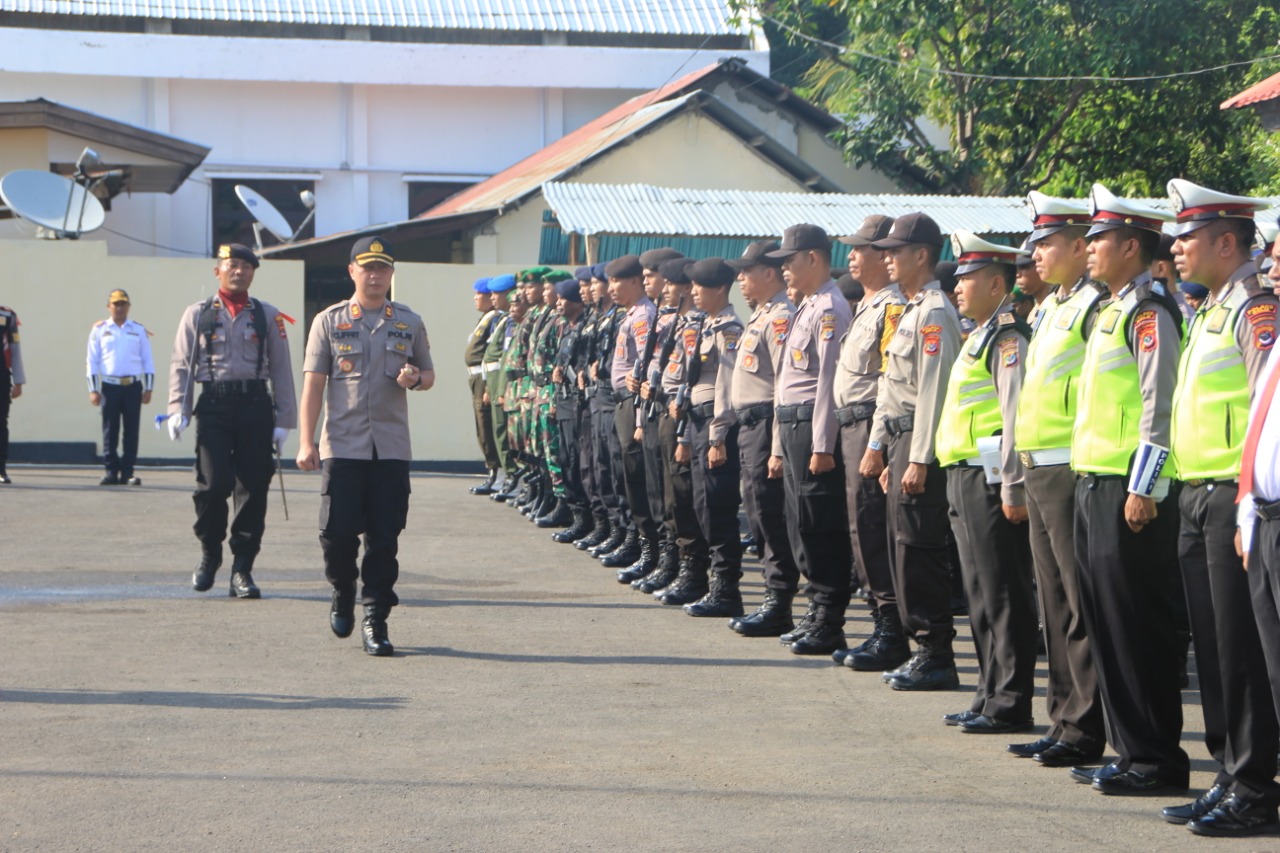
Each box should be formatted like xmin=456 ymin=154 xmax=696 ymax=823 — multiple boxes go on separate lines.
xmin=0 ymin=170 xmax=106 ymax=238
xmin=234 ymin=184 xmax=316 ymax=250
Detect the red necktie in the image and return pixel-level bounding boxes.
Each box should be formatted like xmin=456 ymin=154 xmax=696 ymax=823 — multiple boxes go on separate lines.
xmin=1239 ymin=361 xmax=1280 ymax=502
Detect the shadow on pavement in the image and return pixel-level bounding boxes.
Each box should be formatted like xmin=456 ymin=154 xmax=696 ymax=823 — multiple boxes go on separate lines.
xmin=0 ymin=688 xmax=406 ymax=711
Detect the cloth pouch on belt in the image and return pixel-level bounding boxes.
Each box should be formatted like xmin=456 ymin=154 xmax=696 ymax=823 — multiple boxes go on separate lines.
xmin=977 ymin=436 xmax=1002 ymax=486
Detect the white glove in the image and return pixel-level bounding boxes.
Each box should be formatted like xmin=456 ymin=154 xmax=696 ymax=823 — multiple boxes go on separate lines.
xmin=272 ymin=427 xmax=290 ymax=453
xmin=167 ymin=414 xmax=189 ymax=441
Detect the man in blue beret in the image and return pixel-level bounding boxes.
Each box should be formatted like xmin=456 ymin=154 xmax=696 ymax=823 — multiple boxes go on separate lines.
xmin=483 ymin=275 xmax=519 ymax=493
xmin=465 ymin=277 xmax=502 ymax=495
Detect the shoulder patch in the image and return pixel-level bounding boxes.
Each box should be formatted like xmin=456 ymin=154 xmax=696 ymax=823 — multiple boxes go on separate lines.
xmin=1134 ymin=309 xmax=1158 ymax=352
xmin=820 ymin=311 xmax=837 ymax=341
xmin=1247 ymin=302 xmax=1277 ymax=350
xmin=722 ymin=325 xmax=741 ymax=352
xmin=771 ymin=316 xmax=790 ymax=345
xmin=922 ymin=326 xmax=942 ymax=356
xmin=998 ymin=335 xmax=1019 ymax=367
xmin=274 ymin=314 xmax=288 ymax=339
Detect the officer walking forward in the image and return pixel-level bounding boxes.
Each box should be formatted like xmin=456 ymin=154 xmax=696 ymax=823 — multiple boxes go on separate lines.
xmin=87 ymin=288 xmax=154 ymax=486
xmin=0 ymin=304 xmax=25 ymax=484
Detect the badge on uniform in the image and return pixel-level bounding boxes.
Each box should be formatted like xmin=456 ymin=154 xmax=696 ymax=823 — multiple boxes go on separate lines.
xmin=771 ymin=316 xmax=789 ymax=345
xmin=741 ymin=352 xmax=758 ymax=372
xmin=337 ymin=322 xmax=353 ymax=330
xmin=819 ymin=311 xmax=837 ymax=341
xmin=921 ymin=323 xmax=942 ymax=356
xmin=274 ymin=315 xmax=288 ymax=339
xmin=349 ymin=303 xmax=363 ymax=319
xmin=682 ymin=327 xmax=698 ymax=355
xmin=1054 ymin=308 xmax=1079 ymax=331
xmin=999 ymin=336 xmax=1019 ymax=368
xmin=339 ymin=359 xmax=353 ymax=373
xmin=394 ymin=342 xmax=407 ymax=352
xmin=394 ymin=322 xmax=409 ymax=330
xmin=1205 ymin=306 xmax=1230 ymax=334
xmin=723 ymin=327 xmax=741 ymax=352
xmin=337 ymin=343 xmax=353 ymax=353
xmin=1133 ymin=309 xmax=1158 ymax=352
xmin=384 ymin=305 xmax=394 ymax=318
xmin=633 ymin=319 xmax=649 ymax=348
xmin=1248 ymin=303 xmax=1277 ymax=350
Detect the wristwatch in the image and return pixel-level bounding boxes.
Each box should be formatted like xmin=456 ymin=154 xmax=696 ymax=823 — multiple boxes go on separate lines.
xmin=409 ymin=374 xmax=422 ymax=390
xmin=709 ymin=439 xmax=724 ymax=448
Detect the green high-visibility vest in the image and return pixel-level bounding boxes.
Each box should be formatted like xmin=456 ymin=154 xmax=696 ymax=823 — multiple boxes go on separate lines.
xmin=1170 ymin=285 xmax=1256 ymax=480
xmin=1015 ymin=283 xmax=1103 ymax=453
xmin=937 ymin=315 xmax=1026 ymax=466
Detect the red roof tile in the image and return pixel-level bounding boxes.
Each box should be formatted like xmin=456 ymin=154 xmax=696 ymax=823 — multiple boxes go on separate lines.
xmin=1221 ymin=70 xmax=1280 ymax=110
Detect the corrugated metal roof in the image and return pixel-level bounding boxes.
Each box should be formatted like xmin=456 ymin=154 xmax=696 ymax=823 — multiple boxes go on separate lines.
xmin=543 ymin=182 xmax=1280 ymax=238
xmin=2 ymin=0 xmax=745 ymax=34
xmin=1222 ymin=71 xmax=1280 ymax=110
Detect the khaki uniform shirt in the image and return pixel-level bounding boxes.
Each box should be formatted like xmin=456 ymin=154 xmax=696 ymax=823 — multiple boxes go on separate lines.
xmin=774 ymin=279 xmax=853 ymax=456
xmin=835 ymin=284 xmax=905 ymax=408
xmin=465 ymin=309 xmax=498 ymax=368
xmin=730 ymin=292 xmax=793 ymax=410
xmin=690 ymin=305 xmax=743 ymax=441
xmin=610 ymin=297 xmax=657 ymax=392
xmin=870 ymin=281 xmax=962 ymax=464
xmin=167 ymin=295 xmax=297 ymax=427
xmin=303 ymin=298 xmax=432 ymax=461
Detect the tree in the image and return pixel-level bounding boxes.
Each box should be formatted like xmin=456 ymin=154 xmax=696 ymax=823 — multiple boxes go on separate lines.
xmin=738 ymin=0 xmax=1280 ymax=196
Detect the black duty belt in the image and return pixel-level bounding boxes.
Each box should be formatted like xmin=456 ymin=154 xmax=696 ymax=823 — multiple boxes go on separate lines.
xmin=775 ymin=404 xmax=814 ymax=423
xmin=835 ymin=402 xmax=876 ymax=427
xmin=596 ymin=386 xmax=617 ymax=404
xmin=1182 ymin=478 xmax=1237 ymax=488
xmin=1255 ymin=498 xmax=1280 ymax=522
xmin=882 ymin=413 xmax=914 ymax=437
xmin=689 ymin=401 xmax=715 ymax=420
xmin=734 ymin=403 xmax=772 ymax=427
xmin=201 ymin=379 xmax=268 ymax=396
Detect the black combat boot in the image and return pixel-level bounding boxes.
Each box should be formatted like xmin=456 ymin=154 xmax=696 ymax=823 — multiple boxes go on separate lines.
xmin=683 ymin=571 xmax=744 ymax=617
xmin=575 ymin=513 xmax=610 ymax=550
xmin=616 ymin=537 xmax=659 ymax=583
xmin=779 ymin=601 xmax=818 ymax=645
xmin=330 ymin=582 xmax=357 ymax=638
xmin=191 ymin=541 xmax=222 ymax=592
xmin=590 ymin=523 xmax=626 ymax=557
xmin=834 ymin=605 xmax=882 ymax=664
xmin=731 ymin=588 xmax=795 ymax=637
xmin=514 ymin=476 xmax=539 ymax=511
xmin=228 ymin=553 xmax=261 ymax=599
xmin=552 ymin=509 xmax=592 ymax=543
xmin=888 ymin=631 xmax=959 ymax=691
xmin=658 ymin=556 xmax=709 ymax=605
xmin=848 ymin=606 xmax=912 ymax=671
xmin=789 ymin=605 xmax=847 ymax=655
xmin=634 ymin=540 xmax=678 ymax=588
xmin=600 ymin=527 xmax=642 ymax=567
xmin=492 ymin=469 xmax=523 ymax=502
xmin=535 ymin=498 xmax=574 ymax=528
xmin=470 ymin=468 xmax=498 ymax=495
xmin=362 ymin=604 xmax=394 ymax=657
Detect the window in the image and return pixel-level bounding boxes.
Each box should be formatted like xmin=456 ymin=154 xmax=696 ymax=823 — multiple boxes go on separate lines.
xmin=407 ymin=180 xmax=476 ymax=218
xmin=210 ymin=177 xmax=315 ymax=250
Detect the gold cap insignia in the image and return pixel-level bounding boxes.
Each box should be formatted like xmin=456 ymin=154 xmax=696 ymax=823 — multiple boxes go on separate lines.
xmin=218 ymin=245 xmax=231 ymax=259
xmin=370 ymin=241 xmax=384 ymax=254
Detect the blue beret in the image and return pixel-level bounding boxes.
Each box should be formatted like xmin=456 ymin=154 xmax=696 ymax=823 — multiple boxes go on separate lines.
xmin=555 ymin=278 xmax=584 ymax=302
xmin=488 ymin=274 xmax=517 ymax=293
xmin=472 ymin=277 xmax=491 ymax=294
xmin=1181 ymin=282 xmax=1209 ymax=300
xmin=591 ymin=263 xmax=608 ymax=281
xmin=574 ymin=266 xmax=593 ymax=283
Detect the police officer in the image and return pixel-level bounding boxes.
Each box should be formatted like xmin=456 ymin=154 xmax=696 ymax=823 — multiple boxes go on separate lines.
xmin=726 ymin=242 xmax=799 ymax=636
xmin=0 ymin=303 xmax=23 ymax=484
xmin=466 ymin=277 xmax=501 ymax=495
xmin=832 ymin=215 xmax=909 ymax=668
xmin=863 ymin=213 xmax=964 ymax=690
xmin=564 ymin=267 xmax=606 ymax=541
xmin=87 ymin=289 xmax=154 ymax=486
xmin=296 ymin=236 xmax=434 ymax=657
xmin=549 ymin=276 xmax=592 ymax=538
xmin=583 ymin=263 xmax=630 ymax=557
xmin=167 ymin=244 xmax=296 ymax=598
xmin=1068 ymin=184 xmax=1188 ymax=795
xmin=483 ymin=274 xmax=518 ymax=496
xmin=1007 ymin=192 xmax=1106 ymax=767
xmin=1163 ymin=180 xmax=1279 ymax=833
xmin=936 ymin=231 xmax=1036 ymax=733
xmin=767 ymin=224 xmax=854 ymax=655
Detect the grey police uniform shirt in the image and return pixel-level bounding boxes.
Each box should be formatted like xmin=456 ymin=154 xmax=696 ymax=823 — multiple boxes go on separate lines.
xmin=610 ymin=296 xmax=657 ymax=392
xmin=658 ymin=311 xmax=688 ymax=396
xmin=87 ymin=317 xmax=155 ymax=391
xmin=303 ymin=298 xmax=432 ymax=461
xmin=1216 ymin=261 xmax=1277 ymax=390
xmin=835 ymin=284 xmax=905 ymax=408
xmin=730 ymin=292 xmax=793 ymax=410
xmin=869 ymin=280 xmax=963 ymax=464
xmin=689 ymin=305 xmax=743 ymax=442
xmin=773 ymin=279 xmax=854 ymax=456
xmin=167 ymin=295 xmax=297 ymax=427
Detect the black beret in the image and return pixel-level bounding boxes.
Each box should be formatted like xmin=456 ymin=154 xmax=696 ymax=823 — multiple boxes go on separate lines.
xmin=605 ymin=254 xmax=643 ymax=280
xmin=216 ymin=242 xmax=260 ymax=268
xmin=688 ymin=257 xmax=737 ymax=288
xmin=639 ymin=247 xmax=685 ymax=272
xmin=555 ymin=278 xmax=583 ymax=302
xmin=935 ymin=260 xmax=959 ymax=293
xmin=837 ymin=273 xmax=864 ymax=301
xmin=658 ymin=257 xmax=695 ymax=285
xmin=591 ymin=262 xmax=608 ymax=281
xmin=574 ymin=265 xmax=594 ymax=283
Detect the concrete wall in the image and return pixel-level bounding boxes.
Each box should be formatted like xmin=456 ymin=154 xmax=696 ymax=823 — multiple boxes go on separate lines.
xmin=1 ymin=239 xmax=528 ymax=466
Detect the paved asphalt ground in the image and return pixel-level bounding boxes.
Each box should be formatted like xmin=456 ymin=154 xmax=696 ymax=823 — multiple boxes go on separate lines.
xmin=0 ymin=466 xmax=1271 ymax=852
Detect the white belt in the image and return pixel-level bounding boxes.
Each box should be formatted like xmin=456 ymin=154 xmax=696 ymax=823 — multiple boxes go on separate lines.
xmin=482 ymin=361 xmax=500 ymax=374
xmin=1019 ymin=447 xmax=1071 ymax=468
xmin=101 ymin=375 xmax=141 ymax=386
xmin=467 ymin=365 xmax=484 ymax=376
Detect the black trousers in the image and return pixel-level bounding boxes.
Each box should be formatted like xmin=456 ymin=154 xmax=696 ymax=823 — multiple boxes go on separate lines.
xmin=0 ymin=376 xmax=10 ymax=469
xmin=593 ymin=390 xmax=627 ymax=526
xmin=947 ymin=467 xmax=1037 ymax=722
xmin=100 ymin=382 xmax=142 ymax=477
xmin=554 ymin=394 xmax=587 ymax=510
xmin=1179 ymin=483 xmax=1279 ymax=803
xmin=319 ymin=457 xmax=411 ymax=608
xmin=1248 ymin=512 xmax=1280 ymax=805
xmin=1074 ymin=475 xmax=1188 ymax=783
xmin=577 ymin=396 xmax=602 ymax=516
xmin=738 ymin=415 xmax=797 ymax=592
xmin=884 ymin=432 xmax=952 ymax=641
xmin=469 ymin=373 xmax=499 ymax=470
xmin=778 ymin=416 xmax=850 ymax=619
xmin=689 ymin=411 xmax=742 ymax=576
xmin=659 ymin=410 xmax=706 ymax=557
xmin=192 ymin=390 xmax=275 ymax=557
xmin=615 ymin=397 xmax=657 ymax=540
xmin=1024 ymin=464 xmax=1104 ymax=750
xmin=840 ymin=417 xmax=895 ymax=611
xmin=640 ymin=403 xmax=667 ymax=537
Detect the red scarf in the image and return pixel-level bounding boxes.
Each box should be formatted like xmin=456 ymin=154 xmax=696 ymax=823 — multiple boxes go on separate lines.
xmin=218 ymin=288 xmax=250 ymax=318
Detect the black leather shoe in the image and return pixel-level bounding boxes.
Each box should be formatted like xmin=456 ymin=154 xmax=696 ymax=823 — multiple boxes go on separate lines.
xmin=1007 ymin=736 xmax=1057 ymax=758
xmin=229 ymin=572 xmax=261 ymax=599
xmin=1093 ymin=769 xmax=1187 ymax=796
xmin=1187 ymin=794 xmax=1280 ymax=837
xmin=361 ymin=605 xmax=394 ymax=657
xmin=0 ymin=470 xmax=10 ymax=484
xmin=191 ymin=544 xmax=222 ymax=592
xmin=330 ymin=584 xmax=357 ymax=638
xmin=790 ymin=622 xmax=847 ymax=656
xmin=959 ymin=715 xmax=1033 ymax=735
xmin=1034 ymin=741 xmax=1103 ymax=768
xmin=1163 ymin=784 xmax=1227 ymax=825
xmin=99 ymin=473 xmax=119 ymax=486
xmin=1071 ymin=762 xmax=1121 ymax=785
xmin=470 ymin=469 xmax=498 ymax=495
xmin=125 ymin=476 xmax=142 ymax=486
xmin=943 ymin=710 xmax=980 ymax=727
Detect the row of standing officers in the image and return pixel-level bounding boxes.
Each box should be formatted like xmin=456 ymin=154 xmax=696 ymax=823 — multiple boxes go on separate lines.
xmin=466 ymin=179 xmax=1280 ymax=839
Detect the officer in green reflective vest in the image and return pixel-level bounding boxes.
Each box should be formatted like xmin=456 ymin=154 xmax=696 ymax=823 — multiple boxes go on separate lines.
xmin=1070 ymin=184 xmax=1189 ymax=797
xmin=934 ymin=231 xmax=1036 ymax=736
xmin=1163 ymin=179 xmax=1280 ymax=837
xmin=1005 ymin=192 xmax=1107 ymax=769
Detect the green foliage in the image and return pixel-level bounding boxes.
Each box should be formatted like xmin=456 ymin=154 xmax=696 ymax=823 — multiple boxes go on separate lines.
xmin=738 ymin=0 xmax=1280 ymax=196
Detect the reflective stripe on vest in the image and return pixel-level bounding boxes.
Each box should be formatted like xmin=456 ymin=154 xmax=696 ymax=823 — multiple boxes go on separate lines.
xmin=936 ymin=323 xmax=1002 ymax=467
xmin=1015 ymin=285 xmax=1100 ymax=452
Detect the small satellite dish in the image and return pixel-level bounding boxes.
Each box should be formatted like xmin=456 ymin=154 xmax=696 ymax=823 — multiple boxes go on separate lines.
xmin=234 ymin=184 xmax=316 ymax=250
xmin=0 ymin=170 xmax=106 ymax=238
